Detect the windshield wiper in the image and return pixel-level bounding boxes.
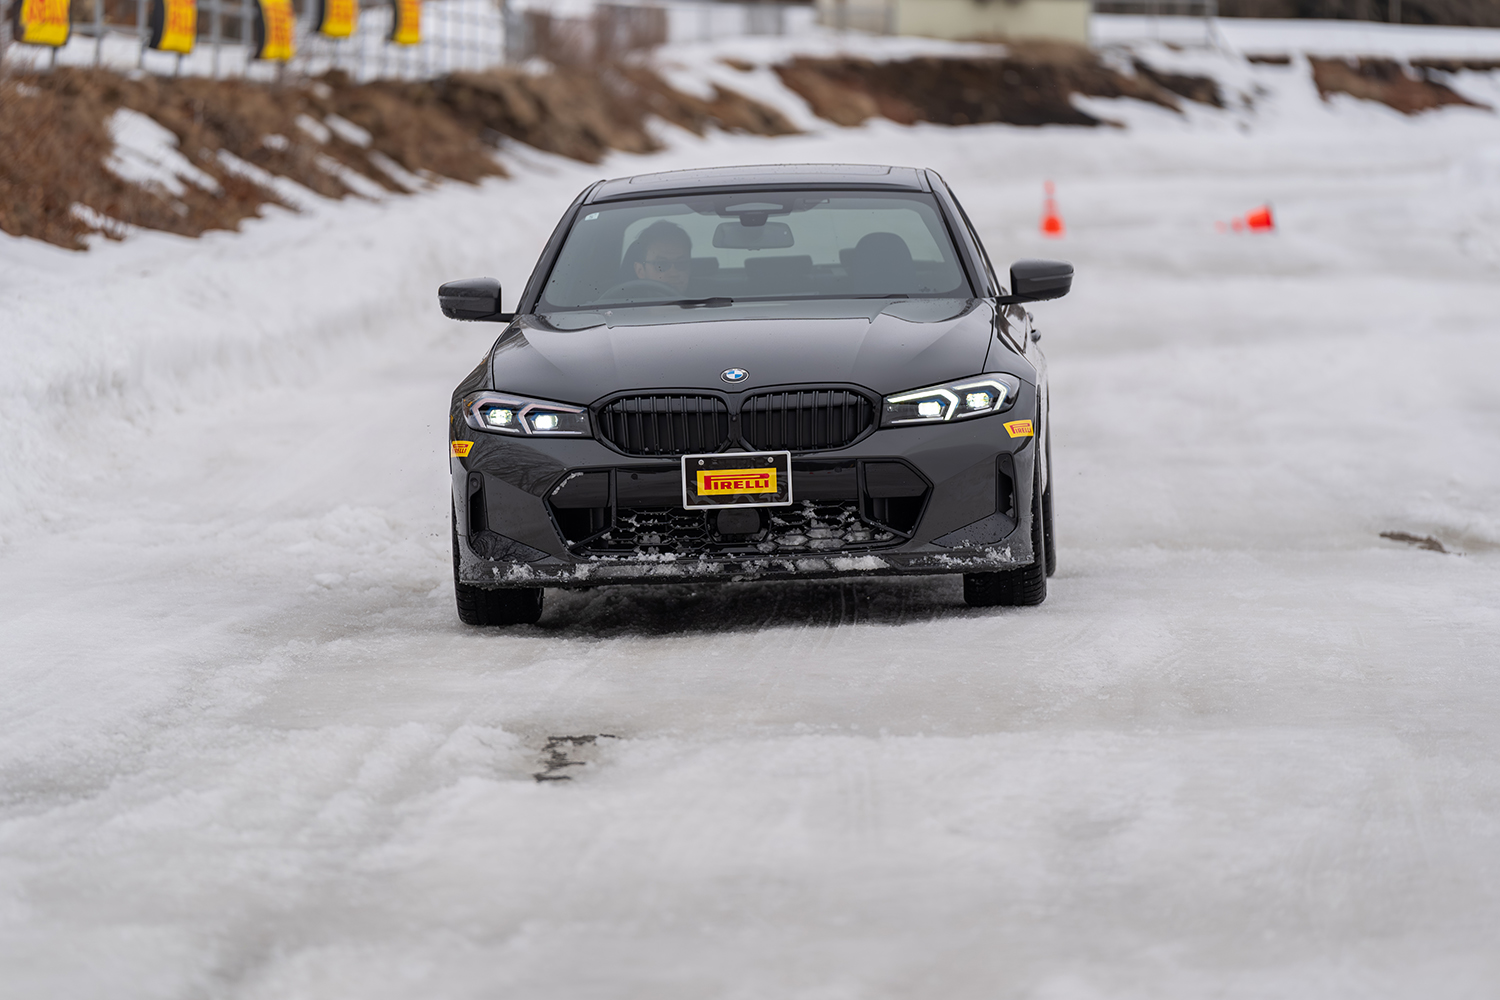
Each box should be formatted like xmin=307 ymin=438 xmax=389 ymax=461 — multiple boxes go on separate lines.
xmin=673 ymin=297 xmax=734 ymax=308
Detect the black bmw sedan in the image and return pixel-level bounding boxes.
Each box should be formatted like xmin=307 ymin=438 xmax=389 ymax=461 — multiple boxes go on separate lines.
xmin=441 ymin=164 xmax=1071 ymax=625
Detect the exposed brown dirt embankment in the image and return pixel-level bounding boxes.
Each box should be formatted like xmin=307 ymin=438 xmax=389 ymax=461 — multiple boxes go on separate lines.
xmin=1309 ymin=56 xmax=1489 ymax=113
xmin=773 ymin=45 xmax=1223 ymax=128
xmin=1212 ymin=0 xmax=1500 ymax=29
xmin=0 ymin=66 xmax=796 ymax=250
xmin=14 ymin=47 xmax=1485 ymax=253
xmin=436 ymin=67 xmax=796 ymax=162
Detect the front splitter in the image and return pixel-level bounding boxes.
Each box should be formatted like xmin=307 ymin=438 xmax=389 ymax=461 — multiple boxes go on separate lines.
xmin=459 ymin=544 xmax=1029 ymax=590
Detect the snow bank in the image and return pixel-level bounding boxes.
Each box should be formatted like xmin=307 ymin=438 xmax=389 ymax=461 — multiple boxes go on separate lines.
xmin=0 ymin=147 xmax=604 ymax=542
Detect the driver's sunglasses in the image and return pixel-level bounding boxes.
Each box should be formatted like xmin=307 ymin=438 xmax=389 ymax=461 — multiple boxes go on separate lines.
xmin=643 ymin=258 xmax=688 ymax=274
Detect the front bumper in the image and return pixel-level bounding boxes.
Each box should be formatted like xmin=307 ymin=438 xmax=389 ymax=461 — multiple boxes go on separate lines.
xmin=451 ymin=403 xmax=1039 ymax=589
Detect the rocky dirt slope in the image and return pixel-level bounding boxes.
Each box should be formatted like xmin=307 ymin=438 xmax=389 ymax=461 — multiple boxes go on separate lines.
xmin=0 ymin=65 xmax=797 ymax=250
xmin=2 ymin=42 xmax=1492 ymax=250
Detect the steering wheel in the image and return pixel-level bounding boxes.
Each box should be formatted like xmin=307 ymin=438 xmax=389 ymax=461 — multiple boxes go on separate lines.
xmin=596 ymin=278 xmax=681 ymax=303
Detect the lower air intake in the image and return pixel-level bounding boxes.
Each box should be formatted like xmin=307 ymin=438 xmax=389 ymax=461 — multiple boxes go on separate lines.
xmin=580 ymin=501 xmax=897 ymax=557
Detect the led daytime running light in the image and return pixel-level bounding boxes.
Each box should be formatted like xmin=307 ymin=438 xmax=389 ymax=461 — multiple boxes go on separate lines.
xmin=881 ymin=376 xmax=1017 ymax=427
xmin=464 ymin=392 xmax=590 ymax=437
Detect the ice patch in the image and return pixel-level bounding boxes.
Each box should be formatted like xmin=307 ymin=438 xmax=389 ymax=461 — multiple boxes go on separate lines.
xmin=368 ymin=152 xmax=425 ymax=192
xmin=325 ymin=114 xmax=373 ymax=148
xmin=214 ymin=149 xmax=308 ymax=209
xmin=294 ymin=113 xmax=332 ymax=144
xmin=315 ymin=154 xmax=389 ymax=200
xmin=828 ymin=555 xmax=889 ymax=572
xmin=69 ymin=204 xmax=130 ymax=240
xmin=104 ymin=108 xmax=221 ymax=198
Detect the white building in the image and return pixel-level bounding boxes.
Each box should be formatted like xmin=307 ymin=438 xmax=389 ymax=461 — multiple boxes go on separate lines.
xmin=815 ymin=0 xmax=1093 ymax=45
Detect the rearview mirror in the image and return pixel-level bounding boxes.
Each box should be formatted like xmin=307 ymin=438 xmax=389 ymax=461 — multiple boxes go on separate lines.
xmin=713 ymin=221 xmax=794 ymax=250
xmin=997 ymin=259 xmax=1073 ymax=305
xmin=439 ymin=277 xmax=512 ymax=322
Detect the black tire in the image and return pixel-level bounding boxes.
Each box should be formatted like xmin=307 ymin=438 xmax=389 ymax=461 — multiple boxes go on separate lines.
xmin=1042 ymin=484 xmax=1056 ymax=578
xmin=1042 ymin=397 xmax=1056 ymax=577
xmin=452 ymin=502 xmax=544 ymax=626
xmin=963 ymin=436 xmax=1047 ymax=608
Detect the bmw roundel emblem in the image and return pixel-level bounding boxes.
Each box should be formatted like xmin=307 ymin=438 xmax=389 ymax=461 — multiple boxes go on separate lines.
xmin=721 ymin=368 xmax=749 ymax=384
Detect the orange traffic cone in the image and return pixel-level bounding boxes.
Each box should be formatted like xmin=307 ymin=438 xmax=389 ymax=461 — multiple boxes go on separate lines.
xmin=1243 ymin=204 xmax=1274 ymax=231
xmin=1219 ymin=204 xmax=1275 ymax=233
xmin=1040 ymin=181 xmax=1065 ymax=238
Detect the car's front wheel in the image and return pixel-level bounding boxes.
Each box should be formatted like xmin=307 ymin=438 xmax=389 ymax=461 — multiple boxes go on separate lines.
xmin=1042 ymin=417 xmax=1056 ymax=578
xmin=452 ymin=502 xmax=544 ymax=626
xmin=962 ymin=440 xmax=1047 ymax=608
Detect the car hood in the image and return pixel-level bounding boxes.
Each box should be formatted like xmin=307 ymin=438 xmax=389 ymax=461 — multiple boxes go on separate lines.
xmin=487 ymin=298 xmax=1007 ymax=404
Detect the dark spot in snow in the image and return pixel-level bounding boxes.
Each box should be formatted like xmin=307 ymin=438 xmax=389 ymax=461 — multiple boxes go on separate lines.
xmin=534 ymin=734 xmax=618 ymax=782
xmin=1380 ymin=531 xmax=1452 ymax=554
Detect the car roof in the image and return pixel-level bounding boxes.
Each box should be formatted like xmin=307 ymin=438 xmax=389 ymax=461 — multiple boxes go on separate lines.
xmin=587 ymin=164 xmax=931 ymax=203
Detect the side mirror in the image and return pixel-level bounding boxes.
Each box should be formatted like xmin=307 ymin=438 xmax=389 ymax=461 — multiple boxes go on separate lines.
xmin=439 ymin=277 xmax=513 ymax=322
xmin=997 ymin=259 xmax=1073 ymax=305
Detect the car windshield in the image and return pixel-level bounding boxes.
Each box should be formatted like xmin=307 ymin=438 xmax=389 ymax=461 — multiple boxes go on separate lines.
xmin=538 ymin=189 xmax=972 ymax=310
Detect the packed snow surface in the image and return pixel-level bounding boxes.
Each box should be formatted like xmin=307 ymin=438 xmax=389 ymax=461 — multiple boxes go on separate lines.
xmin=3 ymin=25 xmax=1500 ymax=999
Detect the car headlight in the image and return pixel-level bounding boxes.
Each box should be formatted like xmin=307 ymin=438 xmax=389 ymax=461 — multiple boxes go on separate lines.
xmin=463 ymin=392 xmax=591 ymax=436
xmin=881 ymin=375 xmax=1021 ymax=427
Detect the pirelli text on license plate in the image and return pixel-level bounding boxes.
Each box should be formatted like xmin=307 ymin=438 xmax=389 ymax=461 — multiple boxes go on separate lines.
xmin=681 ymin=451 xmax=793 ymax=509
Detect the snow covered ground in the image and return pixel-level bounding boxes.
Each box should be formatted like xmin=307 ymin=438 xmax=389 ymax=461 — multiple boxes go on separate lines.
xmin=3 ymin=26 xmax=1500 ymax=998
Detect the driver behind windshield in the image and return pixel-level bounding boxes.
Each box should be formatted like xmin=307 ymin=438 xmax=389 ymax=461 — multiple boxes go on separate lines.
xmin=626 ymin=220 xmax=692 ymax=297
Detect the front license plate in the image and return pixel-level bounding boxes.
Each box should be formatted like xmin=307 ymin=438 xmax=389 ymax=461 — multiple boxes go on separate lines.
xmin=681 ymin=451 xmax=793 ymax=509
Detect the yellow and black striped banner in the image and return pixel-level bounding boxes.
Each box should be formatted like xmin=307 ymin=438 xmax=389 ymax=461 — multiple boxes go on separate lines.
xmin=149 ymin=0 xmax=198 ymax=54
xmin=315 ymin=0 xmax=357 ymax=38
xmin=390 ymin=0 xmax=422 ymax=46
xmin=13 ymin=0 xmax=71 ymax=47
xmin=253 ymin=0 xmax=296 ymax=61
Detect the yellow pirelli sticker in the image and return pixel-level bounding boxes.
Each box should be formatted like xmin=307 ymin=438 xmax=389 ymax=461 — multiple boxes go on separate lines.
xmin=1004 ymin=419 xmax=1035 ymax=438
xmin=697 ymin=468 xmax=777 ymax=495
xmin=450 ymin=440 xmax=474 ymax=458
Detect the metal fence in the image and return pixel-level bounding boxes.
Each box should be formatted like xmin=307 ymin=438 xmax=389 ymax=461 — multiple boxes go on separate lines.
xmin=0 ymin=0 xmax=813 ymax=80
